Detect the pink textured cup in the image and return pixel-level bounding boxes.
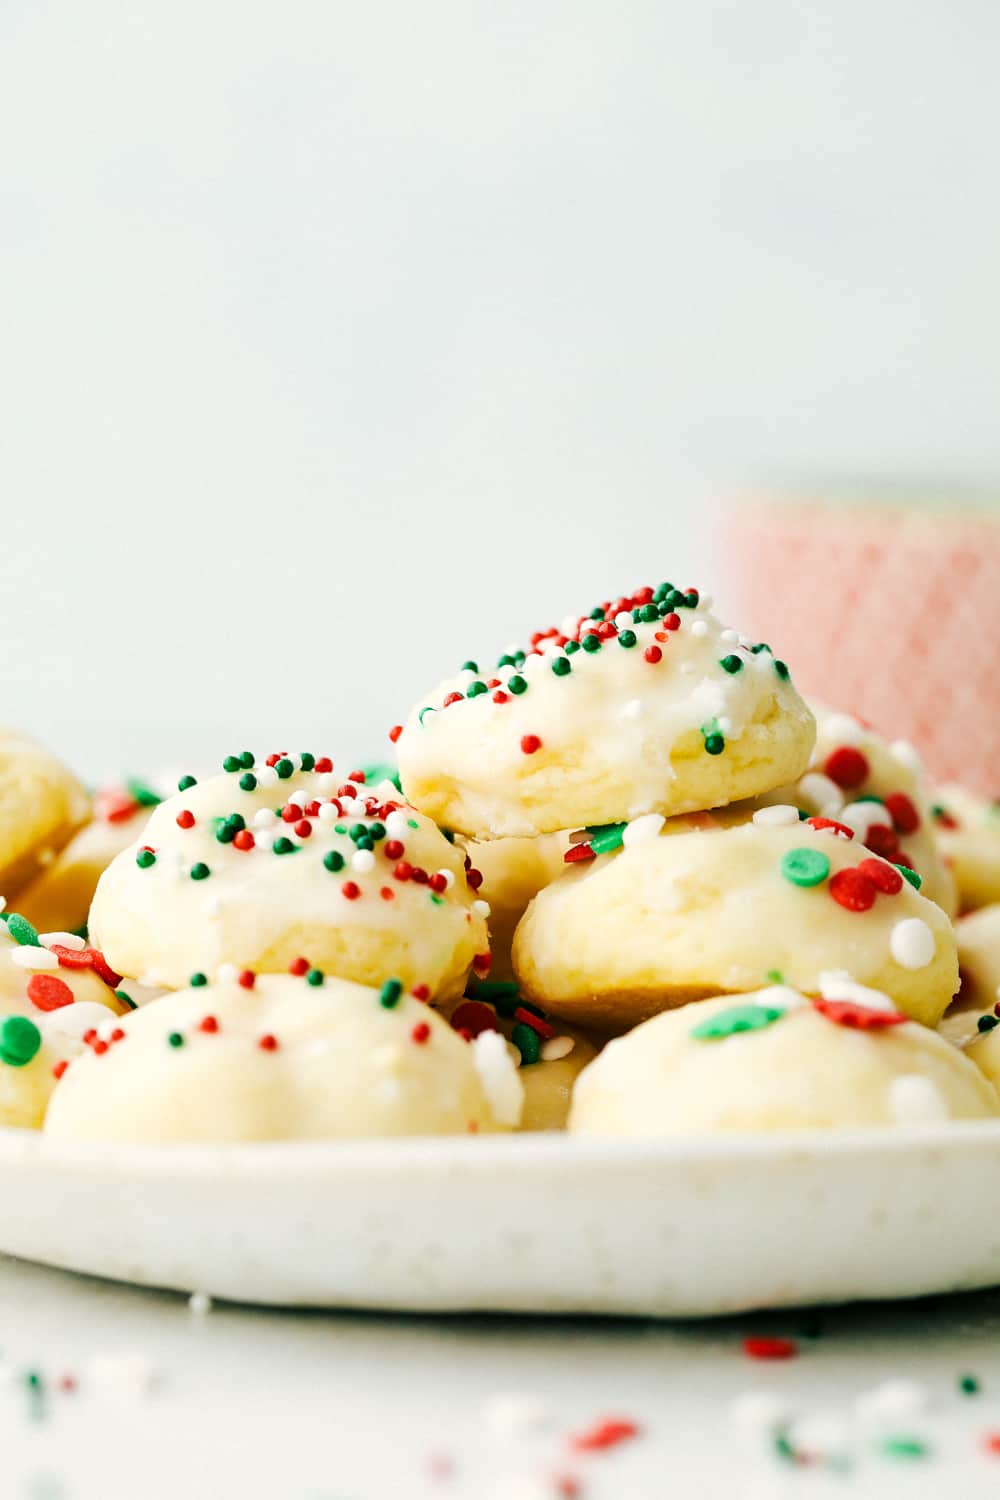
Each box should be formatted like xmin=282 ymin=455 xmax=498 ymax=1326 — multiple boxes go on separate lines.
xmin=719 ymin=495 xmax=1000 ymax=796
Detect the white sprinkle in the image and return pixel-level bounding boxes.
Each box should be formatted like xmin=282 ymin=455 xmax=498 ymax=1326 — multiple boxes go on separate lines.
xmin=752 ymin=804 xmax=800 ymax=829
xmin=317 ymin=772 xmax=338 ymax=794
xmin=39 ymin=931 xmax=86 ymax=951
xmin=818 ymin=971 xmax=898 ymax=1012
xmin=719 ymin=628 xmax=739 ymax=644
xmin=217 ymin=963 xmax=239 ymax=985
xmin=351 ymin=849 xmax=376 ymax=874
xmin=839 ymin=801 xmax=892 ymax=841
xmin=614 ymin=611 xmax=633 ymax=631
xmin=889 ymin=1074 xmax=949 ymax=1124
xmin=756 ymin=984 xmax=808 ymax=1010
xmin=256 ymin=766 xmax=278 ymax=788
xmin=40 ymin=1001 xmax=118 ymax=1042
xmin=482 ymin=1392 xmax=552 ymax=1442
xmin=891 ymin=739 xmax=924 ymax=773
xmin=540 ymin=1035 xmax=575 ymax=1062
xmin=10 ymin=946 xmax=59 ymax=970
xmin=690 ymin=620 xmax=708 ymax=638
xmin=385 ymin=810 xmax=410 ymax=838
xmin=253 ymin=808 xmax=277 ymax=829
xmin=473 ymin=1030 xmax=524 ymax=1127
xmin=730 ymin=1390 xmax=792 ymax=1437
xmin=560 ymin=614 xmax=581 ymax=638
xmin=0 ymin=898 xmax=6 ymax=914
xmin=621 ymin=699 xmax=644 ymax=719
xmin=716 ymin=716 xmax=732 ymax=735
xmin=823 ymin=713 xmax=866 ymax=746
xmin=434 ymin=869 xmax=456 ymax=890
xmin=254 ymin=829 xmax=275 ymax=852
xmin=188 ymin=1291 xmax=212 ymax=1316
xmin=798 ymin=772 xmax=844 ymax=815
xmin=317 ymin=803 xmax=339 ymax=823
xmin=890 ymin=918 xmax=936 ymax=971
xmin=287 ymin=788 xmax=309 ymax=808
xmin=205 ymin=895 xmax=225 ymax=917
xmin=472 ymin=899 xmax=491 ymax=919
xmin=855 ymin=1379 xmax=927 ymax=1425
xmin=623 ymin=813 xmax=665 ymax=848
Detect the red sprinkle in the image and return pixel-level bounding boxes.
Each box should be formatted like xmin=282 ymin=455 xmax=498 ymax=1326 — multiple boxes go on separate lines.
xmin=52 ymin=1060 xmax=68 ymax=1080
xmin=806 ymin=816 xmax=855 ymax=840
xmin=742 ymin=1336 xmax=797 ymax=1361
xmin=315 ymin=757 xmax=334 ymax=773
xmin=864 ymin=824 xmax=900 ymax=861
xmin=570 ymin=1417 xmax=641 ymax=1452
xmin=281 ymin=804 xmax=299 ymax=823
xmin=466 ymin=868 xmax=484 ymax=890
xmin=662 ymin=612 xmax=681 ymax=630
xmin=342 ymin=881 xmax=361 ymax=900
xmin=856 ymin=857 xmax=904 ymax=895
xmin=824 ymin=746 xmax=870 ymax=789
xmin=520 ymin=734 xmax=542 ymax=755
xmin=412 ymin=984 xmax=431 ymax=1002
xmin=294 ymin=819 xmax=312 ymax=839
xmin=237 ymin=970 xmax=256 ymax=989
xmin=885 ymin=791 xmax=920 ymax=834
xmin=450 ymin=1001 xmax=498 ymax=1038
xmin=348 ymin=770 xmax=366 ymax=783
xmin=26 ymin=973 xmax=74 ymax=1012
xmin=564 ymin=843 xmax=596 ymax=864
xmin=982 ymin=1432 xmax=1000 ymax=1456
xmin=93 ymin=1040 xmax=109 ymax=1055
xmin=411 ymin=1022 xmax=431 ymax=1045
xmin=257 ymin=1034 xmax=279 ymax=1051
xmin=198 ymin=1015 xmax=219 ymax=1032
xmin=644 ymin=645 xmax=662 ymax=664
xmin=49 ymin=945 xmax=122 ymax=989
xmin=380 ymin=886 xmax=395 ymax=901
xmin=388 ymin=725 xmax=403 ymax=744
xmin=176 ymin=809 xmax=195 ymax=829
xmin=429 ymin=873 xmax=448 ymax=894
xmin=384 ymin=840 xmax=404 ymax=861
xmin=492 ymin=691 xmax=509 ymax=704
xmin=443 ymin=692 xmax=464 ymax=708
xmin=289 ymin=957 xmax=310 ymax=976
xmin=829 ymin=867 xmax=878 ymax=912
xmin=473 ymin=950 xmax=492 ymax=974
xmin=513 ymin=1006 xmax=555 ymax=1039
xmin=812 ymin=997 xmax=906 ymax=1030
xmin=96 ymin=787 xmax=141 ymax=824
xmin=233 ymin=829 xmax=255 ymax=851
xmin=110 ymin=1028 xmax=125 ymax=1043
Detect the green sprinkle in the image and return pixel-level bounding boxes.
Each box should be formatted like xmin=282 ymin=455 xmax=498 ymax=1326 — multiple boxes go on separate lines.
xmin=977 ymin=1014 xmax=998 ymax=1033
xmin=239 ymin=772 xmax=258 ymax=792
xmin=551 ymin=656 xmax=571 ymax=676
xmin=223 ymin=755 xmax=242 ymax=773
xmin=167 ymin=1032 xmax=185 ymax=1049
xmin=136 ymin=848 xmax=156 ymax=869
xmin=368 ymin=822 xmax=386 ymax=842
xmin=461 ymin=660 xmax=479 ymax=673
xmin=0 ymin=1016 xmax=41 ymax=1067
xmin=564 ymin=640 xmax=581 ymax=655
xmin=774 ymin=660 xmax=790 ymax=680
xmin=407 ymin=818 xmax=419 ymax=829
xmin=588 ymin=822 xmax=626 ymax=855
xmin=240 ymin=751 xmax=255 ymax=768
xmin=190 ymin=972 xmax=208 ymax=987
xmin=508 ymin=675 xmax=527 ymax=695
xmin=766 ymin=969 xmax=785 ymax=984
xmin=690 ymin=1003 xmax=786 ymax=1041
xmin=719 ymin=654 xmax=743 ymax=674
xmin=511 ymin=1022 xmax=541 ymax=1065
xmin=124 ymin=778 xmax=162 ymax=808
xmin=418 ymin=707 xmax=435 ymax=725
xmin=324 ymin=850 xmax=345 ymax=872
xmin=581 ymin=634 xmax=601 ymax=653
xmin=897 ymin=864 xmax=922 ymax=890
xmin=360 ymin=763 xmax=402 ymax=792
xmin=430 ymin=893 xmax=444 ymax=905
xmin=879 ymin=1435 xmax=928 ymax=1461
xmin=617 ymin=629 xmax=637 ymax=648
xmin=6 ymin=913 xmax=39 ymax=946
xmin=115 ymin=989 xmax=137 ymax=1010
xmin=306 ymin=968 xmax=324 ymax=987
xmin=959 ymin=1374 xmax=980 ymax=1395
xmin=190 ymin=862 xmax=211 ymax=880
xmin=637 ymin=603 xmax=659 ymax=623
xmin=780 ymin=847 xmax=831 ymax=887
xmin=177 ymin=774 xmax=197 ymax=791
xmin=703 ymin=732 xmax=725 ymax=756
xmin=272 ymin=837 xmax=296 ymax=855
xmin=466 ymin=681 xmax=488 ymax=697
xmin=496 ymin=653 xmax=516 ymax=668
xmin=275 ymin=757 xmax=294 ymax=779
xmin=380 ymin=978 xmax=403 ymax=1009
xmin=299 ymin=753 xmax=315 ymax=771
xmin=469 ymin=977 xmax=520 ymax=1004
xmin=750 ymin=642 xmax=771 ymax=655
xmin=773 ymin=1431 xmax=796 ymax=1464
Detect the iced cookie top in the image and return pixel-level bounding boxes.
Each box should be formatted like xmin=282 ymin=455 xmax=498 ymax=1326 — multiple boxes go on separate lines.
xmin=90 ymin=753 xmax=489 ymax=998
xmin=394 ymin=581 xmax=815 ymax=838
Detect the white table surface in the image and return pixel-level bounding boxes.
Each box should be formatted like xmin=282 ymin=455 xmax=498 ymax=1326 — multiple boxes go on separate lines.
xmin=4 ymin=1256 xmax=1000 ymax=1500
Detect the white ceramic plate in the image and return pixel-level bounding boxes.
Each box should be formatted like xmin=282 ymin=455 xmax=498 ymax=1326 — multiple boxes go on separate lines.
xmin=3 ymin=1124 xmax=1000 ymax=1317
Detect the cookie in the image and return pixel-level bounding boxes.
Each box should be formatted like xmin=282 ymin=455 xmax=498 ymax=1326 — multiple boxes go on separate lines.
xmin=570 ymin=983 xmax=998 ymax=1135
xmin=461 ymin=833 xmax=569 ymax=982
xmin=932 ymin=784 xmax=1000 ymax=911
xmin=90 ymin=754 xmax=489 ymax=998
xmin=0 ymin=730 xmax=90 ymax=902
xmin=513 ymin=816 xmax=958 ymax=1032
xmin=395 ymin=580 xmax=815 ymax=838
xmin=44 ymin=970 xmax=518 ymax=1143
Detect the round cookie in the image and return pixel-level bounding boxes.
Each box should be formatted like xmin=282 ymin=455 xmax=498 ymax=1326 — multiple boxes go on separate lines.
xmin=45 ymin=971 xmax=518 ymax=1144
xmin=442 ymin=988 xmax=598 ymax=1130
xmin=462 ymin=833 xmax=570 ymax=982
xmin=0 ymin=912 xmax=126 ymax=1128
xmin=570 ymin=984 xmax=999 ymax=1135
xmin=945 ymin=905 xmax=1000 ymax=1033
xmin=513 ymin=816 xmax=958 ymax=1033
xmin=16 ymin=775 xmax=167 ymax=935
xmin=394 ymin=581 xmax=815 ymax=838
xmin=931 ymin=784 xmax=1000 ymax=911
xmin=90 ymin=754 xmax=489 ymax=998
xmin=756 ymin=704 xmax=956 ymax=914
xmin=0 ymin=730 xmax=90 ymax=902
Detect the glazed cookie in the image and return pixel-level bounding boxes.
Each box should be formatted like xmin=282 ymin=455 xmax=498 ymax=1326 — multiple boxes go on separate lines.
xmin=931 ymin=785 xmax=1000 ymax=911
xmin=0 ymin=730 xmax=90 ymax=901
xmin=16 ymin=776 xmax=166 ymax=935
xmin=570 ymin=983 xmax=999 ymax=1135
xmin=90 ymin=754 xmax=489 ymax=998
xmin=513 ymin=816 xmax=958 ymax=1032
xmin=0 ymin=911 xmax=126 ymax=1128
xmin=951 ymin=906 xmax=1000 ymax=1021
xmin=45 ymin=970 xmax=519 ymax=1143
xmin=394 ymin=580 xmax=815 ymax=838
xmin=462 ymin=834 xmax=570 ymax=982
xmin=442 ymin=986 xmax=598 ymax=1130
xmin=756 ymin=704 xmax=956 ymax=914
